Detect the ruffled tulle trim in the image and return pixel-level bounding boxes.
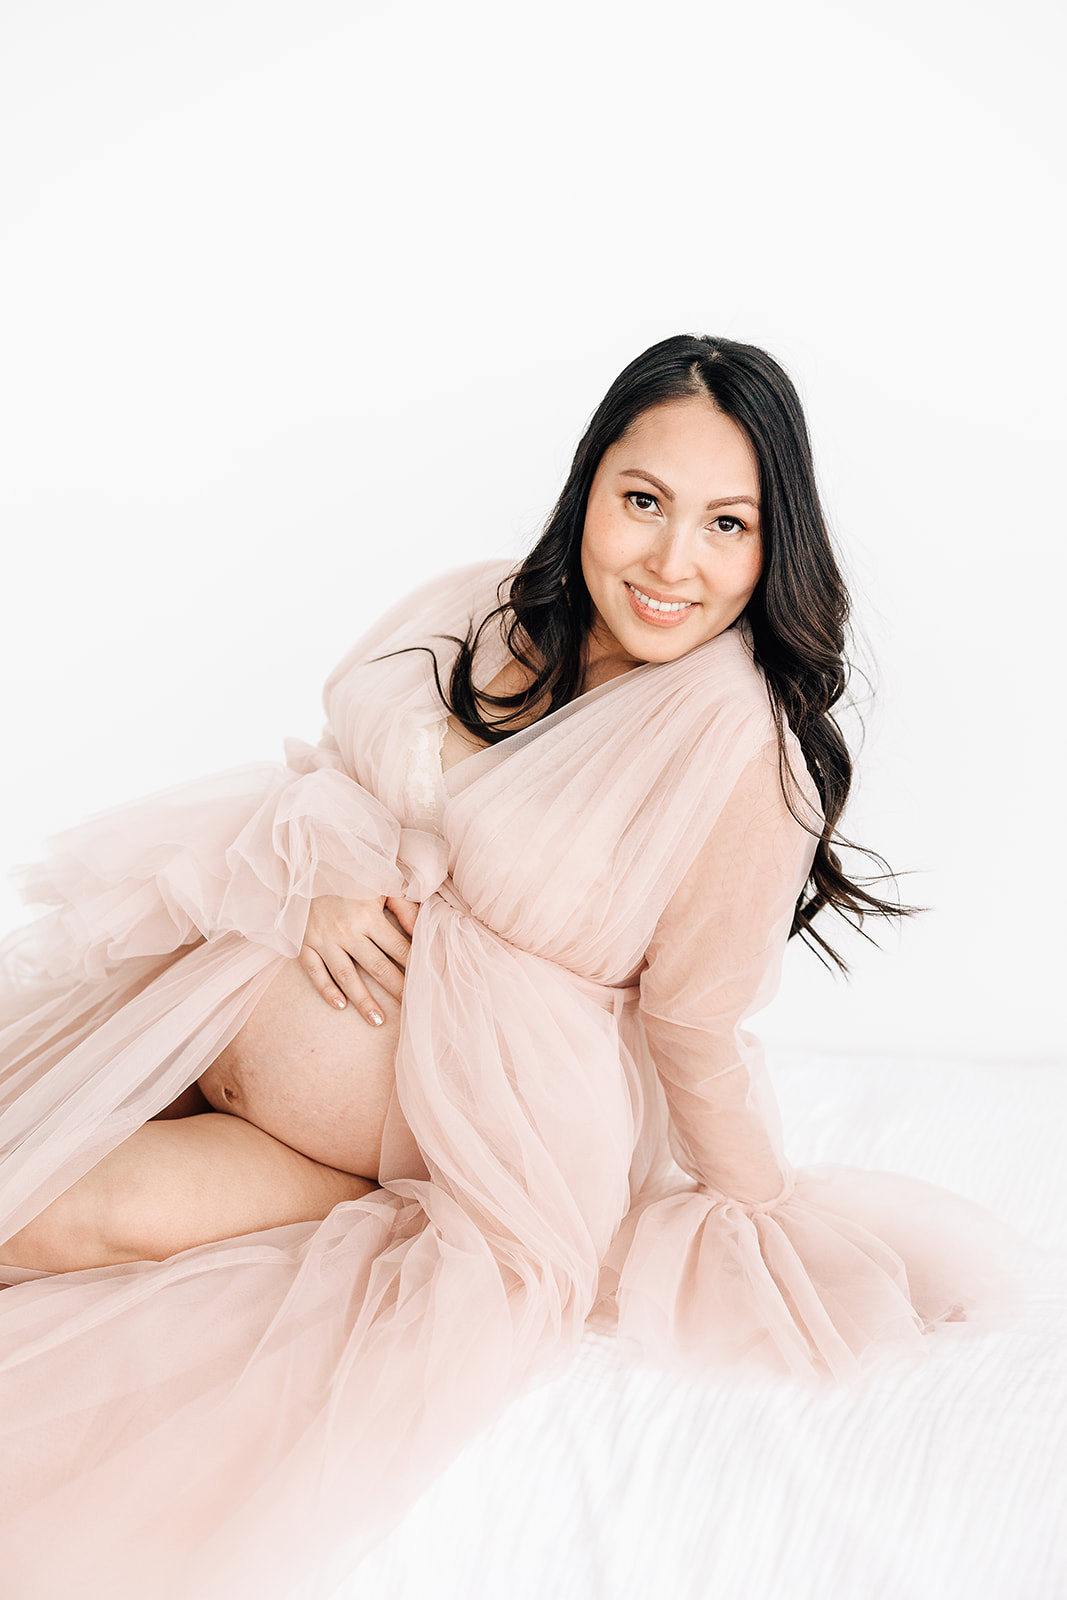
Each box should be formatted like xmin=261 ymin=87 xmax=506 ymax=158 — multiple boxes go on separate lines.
xmin=595 ymin=1164 xmax=1036 ymax=1385
xmin=3 ymin=762 xmax=451 ymax=984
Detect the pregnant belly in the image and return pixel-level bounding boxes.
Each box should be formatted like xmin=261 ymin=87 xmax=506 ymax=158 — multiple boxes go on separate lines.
xmin=198 ymin=959 xmax=401 ymax=1178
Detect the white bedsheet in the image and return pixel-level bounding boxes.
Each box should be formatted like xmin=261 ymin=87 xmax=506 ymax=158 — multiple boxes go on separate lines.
xmin=338 ymin=1053 xmax=1067 ymax=1600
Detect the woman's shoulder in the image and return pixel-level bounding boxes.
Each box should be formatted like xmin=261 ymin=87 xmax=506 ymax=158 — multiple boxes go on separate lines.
xmin=323 ymin=558 xmax=515 ymax=695
xmin=357 ymin=557 xmax=513 ymax=645
xmin=663 ymin=618 xmax=776 ymax=733
xmin=653 ymin=622 xmax=822 ymax=819
xmin=706 ymin=625 xmax=823 ymax=825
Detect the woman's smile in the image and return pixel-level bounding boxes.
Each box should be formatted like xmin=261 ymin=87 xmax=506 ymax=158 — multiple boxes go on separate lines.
xmin=624 ymin=581 xmax=698 ymax=625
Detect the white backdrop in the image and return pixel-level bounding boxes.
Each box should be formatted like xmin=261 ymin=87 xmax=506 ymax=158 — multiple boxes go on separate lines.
xmin=1 ymin=0 xmax=1063 ymax=1062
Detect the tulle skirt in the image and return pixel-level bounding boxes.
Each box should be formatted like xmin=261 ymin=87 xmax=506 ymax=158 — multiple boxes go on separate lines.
xmin=0 ymin=761 xmax=1037 ymax=1599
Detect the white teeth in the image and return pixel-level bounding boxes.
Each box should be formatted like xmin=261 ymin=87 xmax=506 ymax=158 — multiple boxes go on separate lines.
xmin=627 ymin=583 xmax=694 ymax=613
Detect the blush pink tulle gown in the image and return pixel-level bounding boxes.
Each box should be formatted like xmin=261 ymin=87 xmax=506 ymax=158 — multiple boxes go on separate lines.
xmin=0 ymin=560 xmax=1031 ymax=1599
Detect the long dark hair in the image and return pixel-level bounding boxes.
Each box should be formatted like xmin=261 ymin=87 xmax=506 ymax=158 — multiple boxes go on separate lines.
xmin=425 ymin=334 xmax=915 ymax=967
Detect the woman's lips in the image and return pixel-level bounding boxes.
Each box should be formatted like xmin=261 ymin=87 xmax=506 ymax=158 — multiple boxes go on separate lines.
xmin=624 ymin=581 xmax=697 ymax=627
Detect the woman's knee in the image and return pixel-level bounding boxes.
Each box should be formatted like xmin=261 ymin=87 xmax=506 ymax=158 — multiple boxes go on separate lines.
xmin=0 ymin=1126 xmax=220 ymax=1274
xmin=0 ymin=1168 xmax=119 ymax=1273
xmin=1 ymin=1115 xmax=378 ymax=1275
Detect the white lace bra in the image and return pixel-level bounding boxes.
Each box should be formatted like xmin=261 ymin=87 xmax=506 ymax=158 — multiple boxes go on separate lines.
xmin=401 ymin=717 xmax=449 ymax=834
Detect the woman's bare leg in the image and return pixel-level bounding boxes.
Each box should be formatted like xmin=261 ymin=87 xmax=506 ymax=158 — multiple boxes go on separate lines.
xmin=1 ymin=959 xmax=402 ymax=1275
xmin=0 ymin=1115 xmax=376 ymax=1274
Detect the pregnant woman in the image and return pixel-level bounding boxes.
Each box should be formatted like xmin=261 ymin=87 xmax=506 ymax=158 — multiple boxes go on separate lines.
xmin=0 ymin=334 xmax=1025 ymax=1600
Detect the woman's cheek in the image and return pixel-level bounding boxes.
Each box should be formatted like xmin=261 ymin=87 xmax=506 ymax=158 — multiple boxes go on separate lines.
xmin=729 ymin=538 xmax=763 ymax=598
xmin=587 ymin=502 xmax=620 ymax=552
xmin=582 ymin=507 xmax=629 ymax=576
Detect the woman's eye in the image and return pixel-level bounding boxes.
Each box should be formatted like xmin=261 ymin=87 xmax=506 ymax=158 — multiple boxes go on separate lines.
xmin=623 ymin=494 xmax=747 ymax=533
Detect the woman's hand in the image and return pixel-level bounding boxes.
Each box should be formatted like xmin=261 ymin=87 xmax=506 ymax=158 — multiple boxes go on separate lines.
xmin=299 ymin=895 xmax=421 ymax=1024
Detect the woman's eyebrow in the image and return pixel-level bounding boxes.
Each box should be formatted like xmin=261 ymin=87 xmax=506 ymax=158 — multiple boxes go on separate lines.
xmin=618 ymin=468 xmax=759 ymax=512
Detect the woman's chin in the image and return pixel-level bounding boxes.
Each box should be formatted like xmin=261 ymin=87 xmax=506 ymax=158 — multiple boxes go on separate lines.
xmin=615 ymin=615 xmax=726 ymax=666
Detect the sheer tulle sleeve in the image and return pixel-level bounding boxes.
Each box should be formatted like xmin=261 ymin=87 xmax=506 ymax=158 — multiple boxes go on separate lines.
xmin=639 ymin=738 xmax=812 ymax=1209
xmin=1 ymin=566 xmax=507 ymax=988
xmin=612 ymin=739 xmax=1028 ymax=1384
xmin=7 ymin=749 xmax=407 ymax=985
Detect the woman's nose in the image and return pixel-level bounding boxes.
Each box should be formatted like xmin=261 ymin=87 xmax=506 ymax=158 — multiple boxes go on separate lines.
xmin=643 ymin=525 xmax=698 ymax=584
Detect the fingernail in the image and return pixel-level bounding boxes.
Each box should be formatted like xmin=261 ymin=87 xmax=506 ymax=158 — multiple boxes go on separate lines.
xmin=333 ymin=996 xmax=347 ymax=1009
xmin=367 ymin=1009 xmax=384 ymax=1027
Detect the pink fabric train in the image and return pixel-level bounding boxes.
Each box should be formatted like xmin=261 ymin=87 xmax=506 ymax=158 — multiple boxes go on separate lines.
xmin=0 ymin=560 xmax=1027 ymax=1599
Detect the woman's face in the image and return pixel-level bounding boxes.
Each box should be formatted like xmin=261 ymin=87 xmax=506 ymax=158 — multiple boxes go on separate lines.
xmin=580 ymin=396 xmax=763 ymax=671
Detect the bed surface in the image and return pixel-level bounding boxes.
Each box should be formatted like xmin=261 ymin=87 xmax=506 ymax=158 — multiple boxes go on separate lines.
xmin=341 ymin=1052 xmax=1067 ymax=1600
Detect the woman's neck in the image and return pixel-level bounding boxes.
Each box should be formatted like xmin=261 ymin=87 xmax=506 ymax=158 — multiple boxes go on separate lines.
xmin=579 ymin=624 xmax=640 ymax=695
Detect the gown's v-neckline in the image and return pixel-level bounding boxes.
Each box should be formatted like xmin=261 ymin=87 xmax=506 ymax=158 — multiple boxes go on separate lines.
xmin=440 ymin=659 xmax=661 ymax=798
xmin=437 ymin=601 xmax=754 ymax=802
xmin=436 ymin=629 xmax=746 ymax=801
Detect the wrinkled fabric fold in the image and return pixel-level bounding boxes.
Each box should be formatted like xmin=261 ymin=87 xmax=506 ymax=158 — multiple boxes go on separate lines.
xmin=0 ymin=558 xmax=1034 ymax=1598
xmin=7 ymin=763 xmax=407 ymax=976
xmin=601 ymin=1166 xmax=1030 ymax=1384
xmin=0 ymin=889 xmax=635 ymax=1599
